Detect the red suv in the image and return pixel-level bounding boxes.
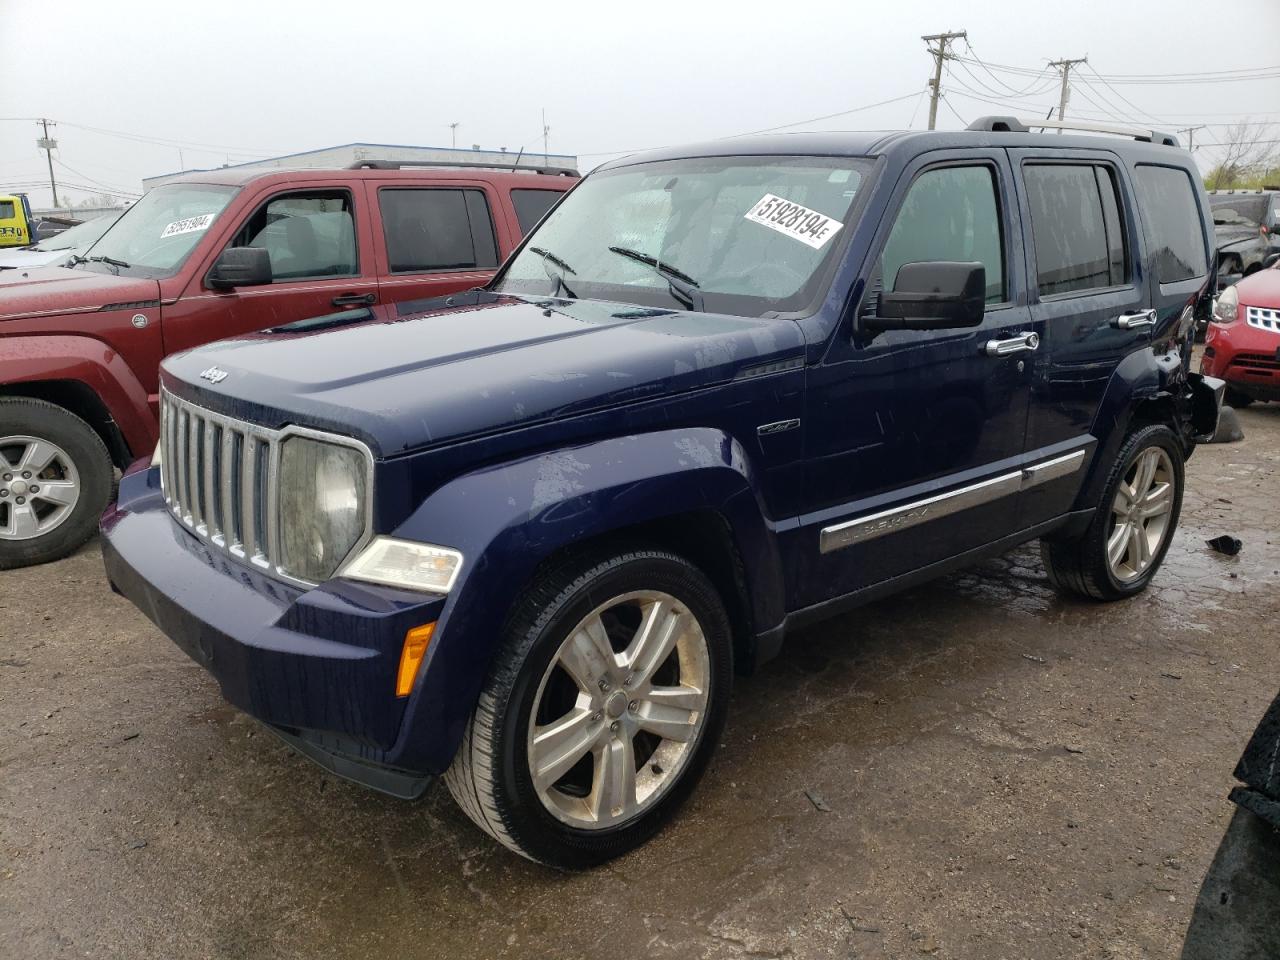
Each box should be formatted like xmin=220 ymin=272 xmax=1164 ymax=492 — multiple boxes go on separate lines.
xmin=1202 ymin=259 xmax=1280 ymax=406
xmin=0 ymin=161 xmax=576 ymax=568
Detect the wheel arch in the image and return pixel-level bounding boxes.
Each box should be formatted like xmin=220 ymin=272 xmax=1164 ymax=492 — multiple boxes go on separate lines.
xmin=0 ymin=335 xmax=156 ymax=467
xmin=1074 ymin=346 xmax=1189 ymax=514
xmin=0 ymin=379 xmax=130 ymax=467
xmin=386 ymin=428 xmax=785 ymax=774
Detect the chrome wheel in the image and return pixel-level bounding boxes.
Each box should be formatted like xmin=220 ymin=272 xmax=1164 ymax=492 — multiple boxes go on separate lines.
xmin=1107 ymin=446 xmax=1175 ymax=583
xmin=0 ymin=435 xmax=81 ymax=541
xmin=527 ymin=590 xmax=710 ymax=830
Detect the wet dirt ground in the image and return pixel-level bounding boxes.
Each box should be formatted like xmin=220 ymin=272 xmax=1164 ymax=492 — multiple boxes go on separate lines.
xmin=3 ymin=407 xmax=1279 ymax=960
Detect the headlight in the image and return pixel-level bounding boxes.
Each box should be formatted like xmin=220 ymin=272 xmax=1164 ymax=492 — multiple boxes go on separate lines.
xmin=340 ymin=537 xmax=463 ymax=594
xmin=1213 ymin=285 xmax=1238 ymax=325
xmin=277 ymin=436 xmax=369 ymax=583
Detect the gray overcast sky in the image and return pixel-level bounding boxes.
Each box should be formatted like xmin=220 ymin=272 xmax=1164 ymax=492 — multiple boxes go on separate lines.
xmin=2 ymin=0 xmax=1278 ymax=208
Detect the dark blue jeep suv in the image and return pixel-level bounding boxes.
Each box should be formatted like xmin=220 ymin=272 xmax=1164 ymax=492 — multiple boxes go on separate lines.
xmin=102 ymin=118 xmax=1224 ymax=868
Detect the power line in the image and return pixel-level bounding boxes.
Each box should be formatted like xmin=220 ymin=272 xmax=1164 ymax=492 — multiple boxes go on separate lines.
xmin=575 ymin=89 xmax=922 ymax=159
xmin=960 ymin=39 xmax=1055 ymax=97
xmin=52 ymin=158 xmax=141 ymax=197
xmin=939 ymin=94 xmax=969 ymax=128
xmin=729 ymin=91 xmax=922 ymax=138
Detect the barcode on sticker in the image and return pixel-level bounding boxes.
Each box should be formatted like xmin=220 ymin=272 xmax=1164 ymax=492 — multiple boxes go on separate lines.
xmin=744 ymin=194 xmax=843 ymax=249
xmin=160 ymin=213 xmax=215 ymax=239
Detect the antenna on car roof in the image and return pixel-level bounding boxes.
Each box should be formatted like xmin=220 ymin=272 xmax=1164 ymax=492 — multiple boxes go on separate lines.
xmin=510 ymin=146 xmax=525 ymax=171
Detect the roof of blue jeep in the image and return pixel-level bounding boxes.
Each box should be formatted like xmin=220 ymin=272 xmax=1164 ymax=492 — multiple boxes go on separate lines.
xmin=599 ymin=128 xmax=1189 ymax=171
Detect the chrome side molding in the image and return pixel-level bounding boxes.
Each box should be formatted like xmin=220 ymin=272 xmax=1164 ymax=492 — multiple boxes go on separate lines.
xmin=819 ymin=448 xmax=1087 ymax=554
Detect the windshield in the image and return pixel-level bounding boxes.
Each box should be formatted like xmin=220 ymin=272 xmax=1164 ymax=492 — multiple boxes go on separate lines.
xmin=76 ymin=183 xmax=238 ymax=277
xmin=34 ymin=213 xmax=119 ymax=252
xmin=493 ymin=156 xmax=871 ymax=317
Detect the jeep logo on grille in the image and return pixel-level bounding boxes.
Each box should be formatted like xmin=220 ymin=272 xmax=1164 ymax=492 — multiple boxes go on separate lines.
xmin=199 ymin=366 xmax=229 ymax=384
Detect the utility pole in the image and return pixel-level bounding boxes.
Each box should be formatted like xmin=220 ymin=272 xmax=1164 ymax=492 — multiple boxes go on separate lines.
xmin=1177 ymin=125 xmax=1205 ymax=150
xmin=922 ymin=30 xmax=966 ymax=130
xmin=1049 ymin=57 xmax=1088 ymax=131
xmin=541 ymin=108 xmax=550 ymax=163
xmin=36 ymin=118 xmax=59 ymax=207
xmin=449 ymin=122 xmax=460 ymax=149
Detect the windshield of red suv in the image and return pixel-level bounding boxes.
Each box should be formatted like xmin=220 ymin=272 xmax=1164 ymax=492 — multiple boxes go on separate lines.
xmin=493 ymin=155 xmax=871 ymax=317
xmin=75 ymin=183 xmax=238 ymax=278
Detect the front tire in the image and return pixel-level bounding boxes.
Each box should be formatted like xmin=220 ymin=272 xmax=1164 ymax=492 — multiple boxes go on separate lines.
xmin=1225 ymin=387 xmax=1255 ymax=408
xmin=444 ymin=550 xmax=732 ymax=868
xmin=1041 ymin=424 xmax=1184 ymax=601
xmin=0 ymin=398 xmax=115 ymax=569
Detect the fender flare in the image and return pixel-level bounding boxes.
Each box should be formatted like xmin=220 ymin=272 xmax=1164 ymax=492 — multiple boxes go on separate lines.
xmin=388 ymin=427 xmax=784 ymax=773
xmin=1072 ymin=345 xmax=1185 ymax=513
xmin=0 ymin=335 xmax=155 ymax=457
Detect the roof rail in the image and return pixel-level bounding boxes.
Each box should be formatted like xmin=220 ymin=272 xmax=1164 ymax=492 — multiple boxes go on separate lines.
xmin=966 ymin=116 xmax=1180 ymax=147
xmin=347 ymin=159 xmax=578 ymax=176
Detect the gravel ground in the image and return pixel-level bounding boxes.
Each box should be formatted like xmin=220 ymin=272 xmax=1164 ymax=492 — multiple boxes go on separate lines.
xmin=2 ymin=404 xmax=1278 ymax=960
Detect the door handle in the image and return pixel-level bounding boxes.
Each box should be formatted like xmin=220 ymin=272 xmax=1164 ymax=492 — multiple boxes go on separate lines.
xmin=1113 ymin=309 xmax=1156 ymax=330
xmin=983 ymin=332 xmax=1040 ymax=357
xmin=332 ymin=292 xmax=376 ymax=307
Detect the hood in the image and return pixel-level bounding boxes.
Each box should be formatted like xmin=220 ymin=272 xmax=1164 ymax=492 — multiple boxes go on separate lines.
xmin=162 ymin=292 xmax=806 ymax=457
xmin=1215 ymin=225 xmax=1266 ymax=250
xmin=1234 ymin=266 xmax=1280 ymax=306
xmin=0 ymin=266 xmax=161 ymax=321
xmin=0 ymin=249 xmax=70 ymax=270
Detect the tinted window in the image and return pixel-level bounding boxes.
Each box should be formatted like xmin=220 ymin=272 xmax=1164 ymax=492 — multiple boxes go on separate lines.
xmin=232 ymin=191 xmax=356 ymax=281
xmin=1134 ymin=165 xmax=1207 ymax=283
xmin=1024 ymin=164 xmax=1127 ymax=296
xmin=511 ymin=189 xmax=562 ymax=235
xmin=0 ymin=200 xmax=14 ymax=219
xmin=379 ymin=188 xmax=498 ymax=273
xmin=877 ymin=165 xmax=1005 ymax=304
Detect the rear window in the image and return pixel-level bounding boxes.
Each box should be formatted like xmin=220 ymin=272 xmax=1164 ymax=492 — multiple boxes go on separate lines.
xmin=1133 ymin=165 xmax=1207 ymax=283
xmin=511 ymin=189 xmax=563 ymax=235
xmin=1024 ymin=164 xmax=1128 ymax=296
xmin=0 ymin=200 xmax=14 ymax=220
xmin=378 ymin=188 xmax=498 ymax=273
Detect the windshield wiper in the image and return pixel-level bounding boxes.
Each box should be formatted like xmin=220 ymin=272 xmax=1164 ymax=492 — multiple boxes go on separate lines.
xmin=528 ymin=246 xmax=578 ymax=299
xmin=607 ymin=246 xmax=704 ymax=311
xmin=86 ymin=255 xmax=131 ymax=270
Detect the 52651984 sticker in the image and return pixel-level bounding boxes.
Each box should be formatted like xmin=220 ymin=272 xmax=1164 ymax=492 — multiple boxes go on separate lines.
xmin=160 ymin=213 xmax=216 ymax=239
xmin=744 ymin=194 xmax=843 ymax=250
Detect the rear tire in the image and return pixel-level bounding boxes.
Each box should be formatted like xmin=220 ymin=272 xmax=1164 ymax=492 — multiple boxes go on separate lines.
xmin=444 ymin=550 xmax=732 ymax=868
xmin=0 ymin=398 xmax=115 ymax=569
xmin=1041 ymin=424 xmax=1184 ymax=601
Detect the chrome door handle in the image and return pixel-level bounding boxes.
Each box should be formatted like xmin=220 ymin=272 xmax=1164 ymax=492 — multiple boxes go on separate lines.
xmin=984 ymin=332 xmax=1040 ymax=357
xmin=1113 ymin=309 xmax=1156 ymax=330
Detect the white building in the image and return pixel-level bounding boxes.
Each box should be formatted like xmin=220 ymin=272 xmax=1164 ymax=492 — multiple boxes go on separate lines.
xmin=142 ymin=142 xmax=578 ymax=191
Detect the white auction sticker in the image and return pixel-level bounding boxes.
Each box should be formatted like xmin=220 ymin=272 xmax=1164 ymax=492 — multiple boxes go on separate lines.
xmin=160 ymin=213 xmax=215 ymax=239
xmin=744 ymin=194 xmax=843 ymax=249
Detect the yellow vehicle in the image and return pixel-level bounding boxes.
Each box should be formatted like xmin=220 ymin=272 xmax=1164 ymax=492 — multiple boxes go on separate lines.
xmin=0 ymin=193 xmax=36 ymax=247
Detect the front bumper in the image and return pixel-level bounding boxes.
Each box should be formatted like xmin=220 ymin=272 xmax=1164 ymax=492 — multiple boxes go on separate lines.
xmin=1203 ymin=320 xmax=1280 ymax=400
xmin=101 ymin=463 xmax=446 ymax=794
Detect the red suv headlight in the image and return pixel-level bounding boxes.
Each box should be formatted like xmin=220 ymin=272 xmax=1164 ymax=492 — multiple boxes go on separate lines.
xmin=1213 ymin=285 xmax=1239 ymax=325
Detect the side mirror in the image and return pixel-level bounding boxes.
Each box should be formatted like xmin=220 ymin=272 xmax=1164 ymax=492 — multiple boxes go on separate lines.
xmin=208 ymin=246 xmax=272 ymax=290
xmin=1264 ymin=252 xmax=1280 ymax=270
xmin=865 ymin=261 xmax=986 ymax=333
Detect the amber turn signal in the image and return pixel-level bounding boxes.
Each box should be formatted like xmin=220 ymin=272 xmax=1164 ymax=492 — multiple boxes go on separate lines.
xmin=396 ymin=623 xmax=435 ymax=697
